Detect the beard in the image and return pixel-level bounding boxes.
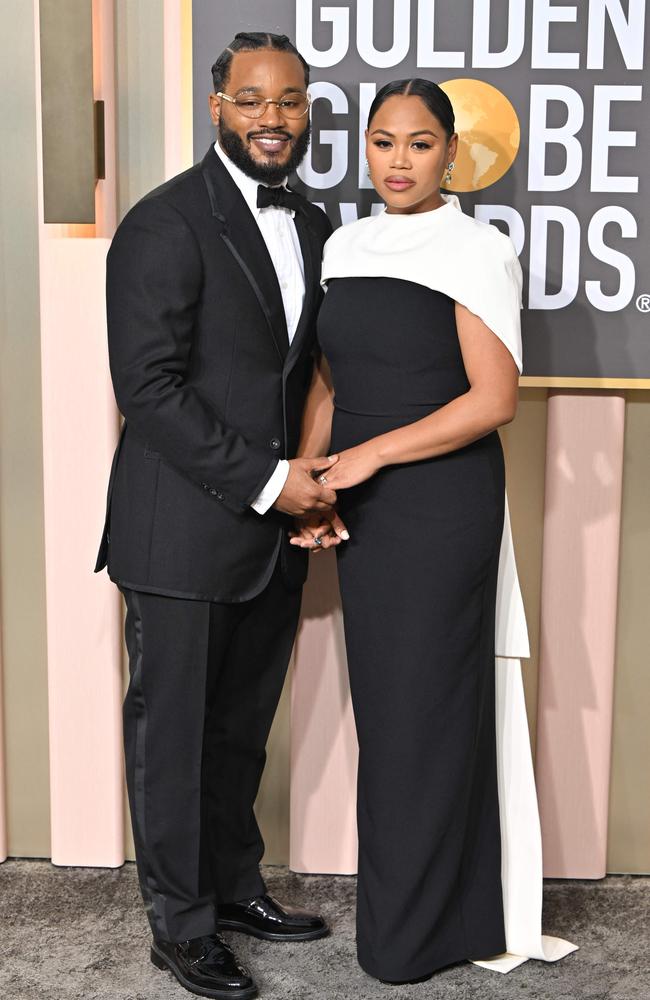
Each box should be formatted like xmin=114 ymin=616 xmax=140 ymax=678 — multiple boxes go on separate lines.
xmin=218 ymin=117 xmax=312 ymax=185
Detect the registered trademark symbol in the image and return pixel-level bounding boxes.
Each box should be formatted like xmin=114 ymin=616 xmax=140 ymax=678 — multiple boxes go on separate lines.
xmin=636 ymin=294 xmax=650 ymax=313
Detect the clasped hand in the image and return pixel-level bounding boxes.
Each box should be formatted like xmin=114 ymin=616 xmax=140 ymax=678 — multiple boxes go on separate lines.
xmin=286 ymin=442 xmax=382 ymax=551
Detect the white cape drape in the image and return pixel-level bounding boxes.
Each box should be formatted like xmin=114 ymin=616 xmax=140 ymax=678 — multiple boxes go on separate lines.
xmin=477 ymin=499 xmax=578 ymax=972
xmin=321 ymin=196 xmax=578 ymax=972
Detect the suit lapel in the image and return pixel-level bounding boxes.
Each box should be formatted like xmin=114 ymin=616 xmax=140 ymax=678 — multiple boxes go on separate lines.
xmin=201 ymin=146 xmax=289 ymax=362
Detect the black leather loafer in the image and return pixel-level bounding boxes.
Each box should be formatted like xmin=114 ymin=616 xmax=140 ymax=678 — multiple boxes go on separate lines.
xmin=217 ymin=893 xmax=329 ymax=942
xmin=151 ymin=933 xmax=257 ymax=999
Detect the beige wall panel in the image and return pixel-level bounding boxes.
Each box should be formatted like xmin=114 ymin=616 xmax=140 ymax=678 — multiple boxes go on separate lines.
xmin=39 ymin=0 xmax=96 ymax=223
xmin=500 ymin=389 xmax=548 ymax=754
xmin=607 ymin=393 xmax=650 ymax=874
xmin=0 ymin=0 xmax=51 ymax=857
xmin=115 ymin=0 xmax=165 ymax=220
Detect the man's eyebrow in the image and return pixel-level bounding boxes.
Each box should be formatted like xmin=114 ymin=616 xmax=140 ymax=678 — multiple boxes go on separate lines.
xmin=233 ymin=86 xmax=307 ymax=96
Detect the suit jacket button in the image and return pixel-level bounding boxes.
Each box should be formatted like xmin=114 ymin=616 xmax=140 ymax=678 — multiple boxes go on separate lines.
xmin=270 ymin=438 xmax=281 ymax=450
xmin=209 ymin=488 xmax=217 ymax=496
xmin=216 ymin=491 xmax=225 ymax=501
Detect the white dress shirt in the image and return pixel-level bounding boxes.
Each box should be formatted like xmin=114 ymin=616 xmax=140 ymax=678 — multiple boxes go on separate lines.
xmin=214 ymin=141 xmax=305 ymax=514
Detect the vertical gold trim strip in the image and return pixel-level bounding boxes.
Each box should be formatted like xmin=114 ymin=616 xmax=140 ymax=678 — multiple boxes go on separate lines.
xmin=520 ymin=377 xmax=650 ymax=389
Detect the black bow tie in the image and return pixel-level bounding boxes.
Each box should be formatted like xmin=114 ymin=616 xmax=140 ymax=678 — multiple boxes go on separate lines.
xmin=257 ymin=185 xmax=303 ymax=214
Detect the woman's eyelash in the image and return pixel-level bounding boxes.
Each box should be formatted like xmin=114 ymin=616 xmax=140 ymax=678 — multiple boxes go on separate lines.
xmin=372 ymin=140 xmax=432 ymax=150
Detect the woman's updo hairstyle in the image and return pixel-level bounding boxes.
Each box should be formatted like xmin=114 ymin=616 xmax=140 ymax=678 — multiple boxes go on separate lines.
xmin=367 ymin=78 xmax=455 ymax=139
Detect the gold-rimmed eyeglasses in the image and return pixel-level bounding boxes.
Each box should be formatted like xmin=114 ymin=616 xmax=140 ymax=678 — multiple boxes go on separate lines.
xmin=216 ymin=91 xmax=311 ymax=120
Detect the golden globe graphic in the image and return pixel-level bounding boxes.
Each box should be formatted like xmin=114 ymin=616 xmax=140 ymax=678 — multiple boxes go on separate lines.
xmin=439 ymin=79 xmax=520 ymax=193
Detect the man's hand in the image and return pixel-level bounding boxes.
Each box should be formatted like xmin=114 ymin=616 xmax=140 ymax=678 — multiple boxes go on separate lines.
xmin=289 ymin=510 xmax=350 ymax=551
xmin=273 ymin=455 xmax=339 ymax=517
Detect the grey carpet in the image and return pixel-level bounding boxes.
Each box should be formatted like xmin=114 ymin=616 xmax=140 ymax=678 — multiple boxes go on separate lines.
xmin=0 ymin=861 xmax=648 ymax=1000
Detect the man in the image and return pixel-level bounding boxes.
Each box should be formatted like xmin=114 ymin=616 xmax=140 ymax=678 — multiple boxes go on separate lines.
xmin=95 ymin=32 xmax=342 ymax=1000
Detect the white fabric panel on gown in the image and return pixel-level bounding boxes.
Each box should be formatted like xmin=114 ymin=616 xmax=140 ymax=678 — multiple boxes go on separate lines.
xmin=473 ymin=502 xmax=578 ymax=972
xmin=321 ymin=197 xmax=577 ymax=971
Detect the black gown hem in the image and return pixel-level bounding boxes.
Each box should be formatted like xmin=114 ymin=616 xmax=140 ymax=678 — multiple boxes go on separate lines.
xmin=358 ymin=932 xmax=508 ymax=982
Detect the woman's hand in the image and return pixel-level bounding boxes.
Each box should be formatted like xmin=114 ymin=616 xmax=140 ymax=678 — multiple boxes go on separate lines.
xmin=316 ymin=443 xmax=382 ymax=491
xmin=289 ymin=510 xmax=350 ymax=550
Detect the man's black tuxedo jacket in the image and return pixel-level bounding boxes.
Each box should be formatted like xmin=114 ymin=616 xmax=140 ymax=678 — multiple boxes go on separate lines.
xmin=95 ymin=146 xmax=333 ymax=601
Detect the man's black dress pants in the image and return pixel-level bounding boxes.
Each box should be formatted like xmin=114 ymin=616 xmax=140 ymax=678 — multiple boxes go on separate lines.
xmin=120 ymin=564 xmax=301 ymax=943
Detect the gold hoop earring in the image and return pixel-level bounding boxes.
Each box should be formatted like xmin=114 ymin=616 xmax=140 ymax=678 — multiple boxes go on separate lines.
xmin=444 ymin=162 xmax=455 ymax=185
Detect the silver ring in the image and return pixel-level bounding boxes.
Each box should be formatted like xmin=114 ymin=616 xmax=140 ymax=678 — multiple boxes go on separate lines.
xmin=317 ymin=475 xmax=328 ymax=485
xmin=313 ymin=536 xmax=323 ymax=547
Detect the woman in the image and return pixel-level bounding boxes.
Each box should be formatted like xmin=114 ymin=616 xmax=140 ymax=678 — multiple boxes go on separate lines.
xmin=291 ymin=79 xmax=576 ymax=983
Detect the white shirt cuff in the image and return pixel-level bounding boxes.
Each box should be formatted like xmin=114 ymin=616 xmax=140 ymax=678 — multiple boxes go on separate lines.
xmin=250 ymin=459 xmax=290 ymax=514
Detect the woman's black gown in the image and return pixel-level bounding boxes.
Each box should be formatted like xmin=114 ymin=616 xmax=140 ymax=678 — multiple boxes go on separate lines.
xmin=317 ymin=276 xmax=507 ymax=981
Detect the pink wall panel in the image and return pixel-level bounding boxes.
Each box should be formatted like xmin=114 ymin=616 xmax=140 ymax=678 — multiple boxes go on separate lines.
xmin=536 ymin=391 xmax=625 ymax=878
xmin=164 ymin=0 xmax=185 ymax=178
xmin=40 ymin=239 xmax=124 ymax=867
xmin=290 ymin=553 xmax=359 ymax=874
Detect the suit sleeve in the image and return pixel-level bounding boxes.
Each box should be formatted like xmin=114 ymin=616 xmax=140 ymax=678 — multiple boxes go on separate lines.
xmin=106 ymin=197 xmax=278 ymax=512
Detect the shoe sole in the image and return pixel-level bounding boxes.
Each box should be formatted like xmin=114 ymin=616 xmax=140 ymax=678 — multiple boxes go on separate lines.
xmin=216 ymin=920 xmax=330 ymax=942
xmin=150 ymin=946 xmax=258 ymax=1000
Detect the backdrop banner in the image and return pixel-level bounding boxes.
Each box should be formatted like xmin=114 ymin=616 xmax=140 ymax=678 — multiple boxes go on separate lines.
xmin=193 ymin=1 xmax=649 ymax=383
